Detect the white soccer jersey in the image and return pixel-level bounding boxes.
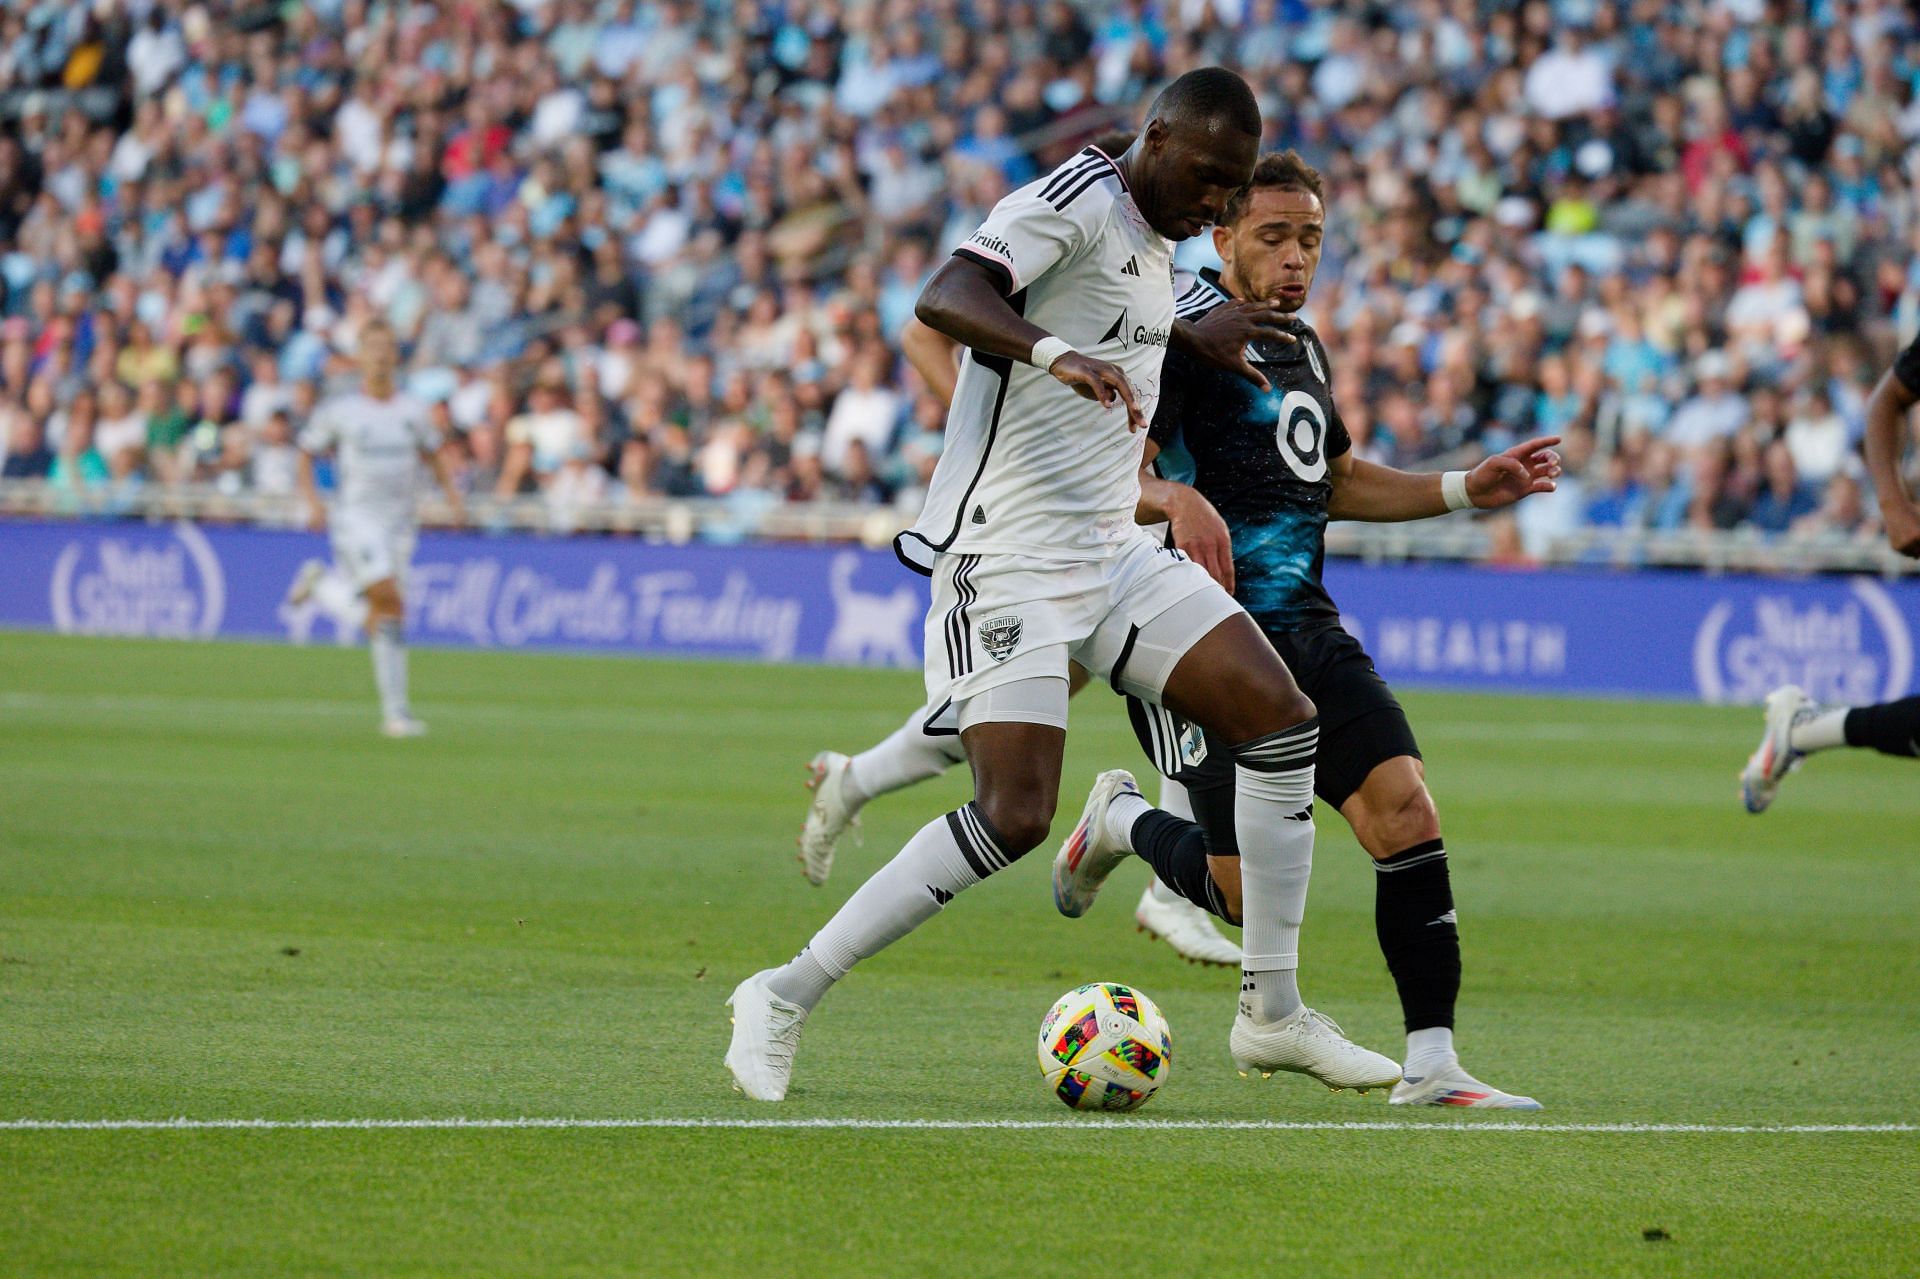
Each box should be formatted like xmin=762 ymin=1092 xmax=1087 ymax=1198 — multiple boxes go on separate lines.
xmin=896 ymin=146 xmax=1176 ymax=574
xmin=299 ymin=391 xmax=439 ymax=531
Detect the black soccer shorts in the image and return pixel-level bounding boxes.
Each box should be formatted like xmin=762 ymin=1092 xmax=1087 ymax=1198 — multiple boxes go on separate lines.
xmin=1126 ymin=621 xmax=1421 ymax=844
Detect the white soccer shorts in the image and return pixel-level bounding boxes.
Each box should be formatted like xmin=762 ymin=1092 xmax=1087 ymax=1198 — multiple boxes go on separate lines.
xmin=922 ymin=531 xmax=1243 ymax=724
xmin=329 ymin=511 xmax=417 ymax=593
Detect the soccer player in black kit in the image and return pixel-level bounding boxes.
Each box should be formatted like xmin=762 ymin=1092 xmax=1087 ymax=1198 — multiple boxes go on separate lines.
xmin=1051 ymin=152 xmax=1564 ymax=1108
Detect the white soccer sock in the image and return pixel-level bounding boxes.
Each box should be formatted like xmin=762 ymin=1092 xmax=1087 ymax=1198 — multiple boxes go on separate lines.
xmin=845 ymin=712 xmax=968 ymax=810
xmin=1106 ymin=789 xmax=1152 ymax=848
xmin=1405 ymin=1026 xmax=1456 ymax=1074
xmin=370 ymin=619 xmax=409 ymax=721
xmin=313 ymin=572 xmax=369 ymax=631
xmin=765 ymin=803 xmax=1011 ymax=1012
xmin=1233 ymin=720 xmax=1318 ymax=1024
xmin=1789 ymin=707 xmax=1849 ymax=754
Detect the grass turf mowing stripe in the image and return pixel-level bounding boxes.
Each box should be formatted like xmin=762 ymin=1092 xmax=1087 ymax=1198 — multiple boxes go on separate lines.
xmin=4 ymin=1118 xmax=1914 ymax=1133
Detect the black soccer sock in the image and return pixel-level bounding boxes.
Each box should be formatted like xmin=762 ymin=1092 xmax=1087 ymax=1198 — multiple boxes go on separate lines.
xmin=1843 ymin=696 xmax=1920 ymax=758
xmin=1374 ymin=839 xmax=1460 ymax=1033
xmin=1129 ymin=808 xmax=1238 ymax=924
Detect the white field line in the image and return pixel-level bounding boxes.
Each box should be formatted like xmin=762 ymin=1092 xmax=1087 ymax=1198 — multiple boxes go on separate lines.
xmin=2 ymin=1117 xmax=1912 ymax=1134
xmin=0 ymin=690 xmax=1742 ymax=746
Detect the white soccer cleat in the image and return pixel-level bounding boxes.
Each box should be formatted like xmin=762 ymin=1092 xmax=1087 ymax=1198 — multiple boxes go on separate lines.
xmin=798 ymin=750 xmax=859 ymax=886
xmin=1390 ymin=1061 xmax=1543 ymax=1110
xmin=284 ymin=559 xmax=327 ymax=607
xmin=1135 ymin=882 xmax=1241 ymax=967
xmin=724 ymin=970 xmax=808 ymax=1102
xmin=1741 ymin=684 xmax=1809 ymax=814
xmin=1229 ymin=1006 xmax=1403 ymax=1093
xmin=1052 ymin=769 xmax=1141 ymax=918
xmin=381 ymin=716 xmax=428 ymax=738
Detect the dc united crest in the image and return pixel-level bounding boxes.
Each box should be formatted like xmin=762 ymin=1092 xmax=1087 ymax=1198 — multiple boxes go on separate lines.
xmin=979 ymin=614 xmax=1023 ymax=662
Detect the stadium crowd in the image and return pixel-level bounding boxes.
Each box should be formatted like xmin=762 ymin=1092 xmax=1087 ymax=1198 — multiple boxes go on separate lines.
xmin=0 ymin=0 xmax=1916 ymax=553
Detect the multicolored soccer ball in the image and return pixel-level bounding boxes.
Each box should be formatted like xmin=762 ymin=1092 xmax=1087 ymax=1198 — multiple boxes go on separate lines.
xmin=1036 ymin=982 xmax=1172 ymax=1112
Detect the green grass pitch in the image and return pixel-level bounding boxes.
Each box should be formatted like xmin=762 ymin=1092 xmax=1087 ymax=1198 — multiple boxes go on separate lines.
xmin=2 ymin=630 xmax=1915 ymax=1276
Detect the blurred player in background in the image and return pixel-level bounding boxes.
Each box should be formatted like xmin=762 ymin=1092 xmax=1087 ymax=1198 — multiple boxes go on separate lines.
xmin=1058 ymin=151 xmax=1560 ymax=1108
xmin=1743 ymin=327 xmax=1920 ymax=810
xmin=286 ymin=320 xmax=465 ymax=737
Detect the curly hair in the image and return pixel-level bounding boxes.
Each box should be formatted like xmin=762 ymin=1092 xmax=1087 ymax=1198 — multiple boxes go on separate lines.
xmin=1221 ymin=150 xmax=1325 ymax=227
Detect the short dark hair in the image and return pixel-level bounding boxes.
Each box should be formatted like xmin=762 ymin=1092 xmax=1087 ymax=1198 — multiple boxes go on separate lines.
xmin=1149 ymin=66 xmax=1261 ymax=139
xmin=1221 ymin=150 xmax=1325 ymax=227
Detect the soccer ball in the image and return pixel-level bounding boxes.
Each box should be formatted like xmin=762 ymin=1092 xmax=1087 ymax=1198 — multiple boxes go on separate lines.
xmin=1036 ymin=982 xmax=1172 ymax=1112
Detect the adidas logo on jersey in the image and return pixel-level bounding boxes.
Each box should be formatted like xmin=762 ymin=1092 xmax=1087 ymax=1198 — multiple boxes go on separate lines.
xmin=1121 ymin=255 xmax=1140 ymax=276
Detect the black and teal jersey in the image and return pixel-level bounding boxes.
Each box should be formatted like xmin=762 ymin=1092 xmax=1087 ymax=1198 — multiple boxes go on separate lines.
xmin=1150 ymin=267 xmax=1350 ymax=630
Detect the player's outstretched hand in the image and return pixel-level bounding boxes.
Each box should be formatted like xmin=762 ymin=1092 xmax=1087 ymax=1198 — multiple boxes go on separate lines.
xmin=1166 ymin=486 xmax=1234 ymax=593
xmin=1051 ymin=353 xmax=1147 ymax=433
xmin=304 ymin=501 xmax=327 ymax=532
xmin=1884 ymin=501 xmax=1920 ymax=559
xmin=1180 ymin=298 xmax=1296 ymax=392
xmin=1465 ymin=435 xmax=1562 ymax=509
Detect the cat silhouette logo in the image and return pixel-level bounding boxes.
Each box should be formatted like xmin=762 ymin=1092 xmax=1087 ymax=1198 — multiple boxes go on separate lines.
xmin=822 ymin=552 xmax=919 ymax=668
xmin=979 ymin=614 xmax=1023 ymax=662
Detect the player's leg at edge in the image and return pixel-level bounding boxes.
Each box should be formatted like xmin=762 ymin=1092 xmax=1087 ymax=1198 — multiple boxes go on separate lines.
xmin=1742 ymin=684 xmax=1920 ymax=813
xmin=797 ymin=667 xmax=1092 ymax=885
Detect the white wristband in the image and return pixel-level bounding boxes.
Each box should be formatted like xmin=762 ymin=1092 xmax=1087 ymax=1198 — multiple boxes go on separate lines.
xmin=1442 ymin=470 xmax=1473 ymax=512
xmin=1029 ymin=335 xmax=1075 ymax=370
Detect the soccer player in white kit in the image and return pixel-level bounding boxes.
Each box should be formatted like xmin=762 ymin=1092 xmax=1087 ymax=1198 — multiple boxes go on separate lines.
xmin=726 ymin=69 xmax=1401 ymax=1102
xmin=286 ymin=319 xmax=465 ymax=737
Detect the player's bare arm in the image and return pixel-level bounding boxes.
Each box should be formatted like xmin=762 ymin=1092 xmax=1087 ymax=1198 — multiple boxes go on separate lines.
xmin=1863 ymin=367 xmax=1920 ymax=558
xmin=295 ymin=447 xmax=327 ymax=531
xmin=900 ymin=317 xmax=962 ymax=406
xmin=916 ymin=254 xmax=1147 ymax=433
xmin=1326 ymin=436 xmax=1562 ymax=522
xmin=426 ymin=444 xmax=467 ymax=527
xmin=1135 ymin=438 xmax=1234 ymax=592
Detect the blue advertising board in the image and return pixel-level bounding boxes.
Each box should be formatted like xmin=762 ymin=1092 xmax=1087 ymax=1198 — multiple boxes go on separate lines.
xmin=2 ymin=519 xmax=1915 ymax=705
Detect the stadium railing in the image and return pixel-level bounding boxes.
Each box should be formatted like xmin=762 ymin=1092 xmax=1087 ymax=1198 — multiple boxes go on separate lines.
xmin=4 ymin=478 xmax=1915 ymax=577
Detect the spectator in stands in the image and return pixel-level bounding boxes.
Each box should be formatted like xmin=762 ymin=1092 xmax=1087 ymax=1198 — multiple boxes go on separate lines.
xmin=820 ymin=349 xmax=900 ymax=478
xmin=1750 ymin=441 xmax=1821 ymax=534
xmin=0 ymin=0 xmax=1908 ymax=561
xmin=2 ymin=407 xmax=51 ymax=478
